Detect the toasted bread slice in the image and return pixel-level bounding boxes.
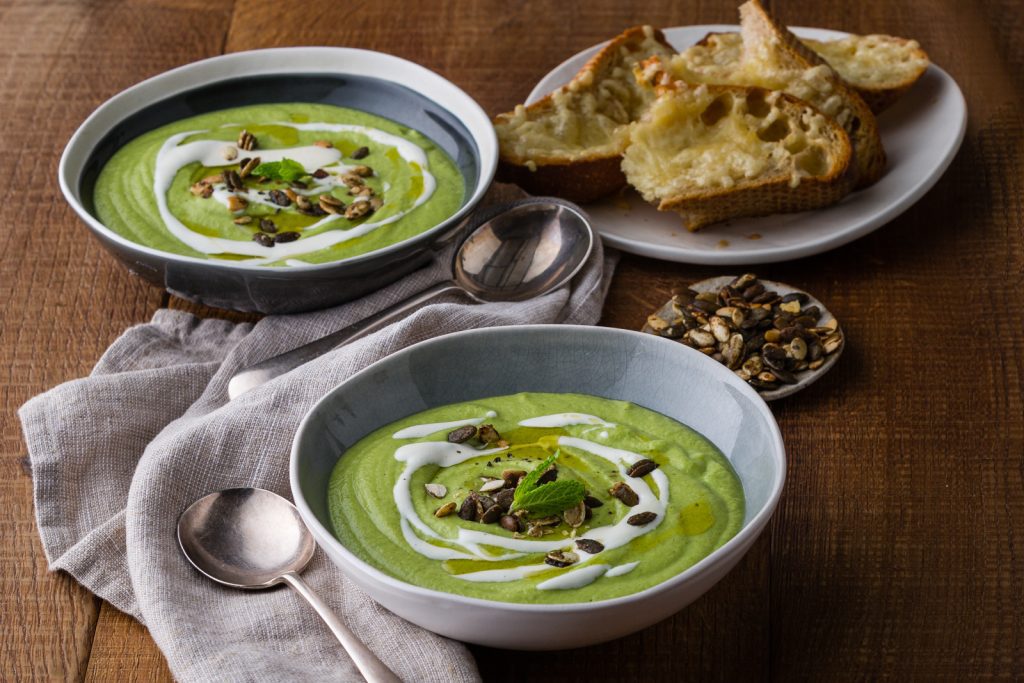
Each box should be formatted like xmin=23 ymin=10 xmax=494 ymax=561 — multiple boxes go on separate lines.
xmin=803 ymin=35 xmax=929 ymax=113
xmin=621 ymin=82 xmax=854 ymax=231
xmin=682 ymin=31 xmax=928 ymax=114
xmin=663 ymin=0 xmax=885 ymax=187
xmin=493 ymin=26 xmax=675 ymax=203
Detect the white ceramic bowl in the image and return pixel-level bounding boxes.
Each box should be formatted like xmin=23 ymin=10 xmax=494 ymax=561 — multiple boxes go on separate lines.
xmin=291 ymin=325 xmax=786 ymax=649
xmin=59 ymin=48 xmax=497 ymax=313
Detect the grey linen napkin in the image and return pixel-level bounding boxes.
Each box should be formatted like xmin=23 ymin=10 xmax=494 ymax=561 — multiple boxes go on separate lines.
xmin=19 ymin=230 xmax=617 ymax=682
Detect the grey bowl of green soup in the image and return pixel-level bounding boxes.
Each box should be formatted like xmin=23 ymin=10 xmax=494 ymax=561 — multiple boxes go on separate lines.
xmin=59 ymin=48 xmax=496 ymax=313
xmin=291 ymin=325 xmax=786 ymax=649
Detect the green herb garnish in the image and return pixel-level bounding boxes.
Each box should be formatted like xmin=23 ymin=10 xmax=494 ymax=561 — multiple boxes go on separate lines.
xmin=250 ymin=158 xmax=306 ymax=182
xmin=510 ymin=451 xmax=585 ymax=517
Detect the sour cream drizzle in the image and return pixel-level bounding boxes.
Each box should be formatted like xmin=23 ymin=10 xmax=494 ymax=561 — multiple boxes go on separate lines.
xmin=518 ymin=413 xmax=615 ymax=429
xmin=152 ymin=122 xmax=437 ymax=266
xmin=391 ymin=412 xmax=665 ymax=590
xmin=536 ymin=564 xmax=611 ymax=591
xmin=392 ymin=411 xmax=497 ymax=440
xmin=604 ymin=561 xmax=639 ymax=577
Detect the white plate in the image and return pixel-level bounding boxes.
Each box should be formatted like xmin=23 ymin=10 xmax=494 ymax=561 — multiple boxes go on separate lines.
xmin=526 ymin=25 xmax=967 ymax=264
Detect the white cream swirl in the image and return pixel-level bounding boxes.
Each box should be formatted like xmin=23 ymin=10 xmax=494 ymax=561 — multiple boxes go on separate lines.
xmin=391 ymin=412 xmax=667 ymax=591
xmin=153 ymin=122 xmax=437 ymax=266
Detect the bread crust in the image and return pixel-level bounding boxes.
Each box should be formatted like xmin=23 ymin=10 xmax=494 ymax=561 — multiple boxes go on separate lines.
xmin=496 ymin=155 xmax=625 ymax=204
xmin=493 ymin=26 xmax=675 ymax=202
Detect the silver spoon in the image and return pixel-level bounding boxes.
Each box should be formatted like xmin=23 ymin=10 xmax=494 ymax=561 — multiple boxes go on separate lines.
xmin=177 ymin=488 xmax=401 ymax=683
xmin=228 ymin=198 xmax=594 ymax=399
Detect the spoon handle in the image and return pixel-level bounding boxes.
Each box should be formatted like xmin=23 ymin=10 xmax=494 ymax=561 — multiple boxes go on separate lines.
xmin=279 ymin=572 xmax=402 ymax=683
xmin=228 ymin=281 xmax=464 ymax=400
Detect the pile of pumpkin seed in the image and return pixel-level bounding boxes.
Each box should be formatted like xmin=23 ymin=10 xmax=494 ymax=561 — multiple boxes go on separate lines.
xmin=641 ymin=273 xmax=843 ymax=391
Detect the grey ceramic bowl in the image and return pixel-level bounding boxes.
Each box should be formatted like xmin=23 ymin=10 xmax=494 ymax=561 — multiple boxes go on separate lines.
xmin=291 ymin=325 xmax=786 ymax=649
xmin=59 ymin=48 xmax=497 ymax=314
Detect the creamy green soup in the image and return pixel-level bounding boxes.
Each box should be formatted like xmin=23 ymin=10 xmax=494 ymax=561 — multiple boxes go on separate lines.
xmin=327 ymin=392 xmax=745 ymax=604
xmin=94 ymin=103 xmax=464 ymax=266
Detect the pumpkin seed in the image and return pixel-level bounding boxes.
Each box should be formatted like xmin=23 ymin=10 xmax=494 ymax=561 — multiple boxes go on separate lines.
xmin=477 ymin=424 xmax=502 ymax=445
xmin=500 ymin=514 xmax=522 ymax=532
xmin=789 ymin=337 xmax=808 ymax=361
xmin=502 ymin=469 xmax=526 ymax=488
xmin=609 ymin=481 xmax=639 ymax=506
xmin=823 ymin=333 xmax=843 ymax=354
xmin=480 ymin=504 xmax=502 ymax=524
xmin=447 ymin=425 xmax=477 ymax=443
xmin=575 ymin=538 xmax=605 ymax=554
xmin=424 ymin=483 xmax=447 ymax=498
xmin=779 ymin=300 xmax=802 ymax=314
xmin=237 ymin=129 xmax=257 ymax=151
xmin=709 ymin=316 xmax=731 ymax=343
xmin=434 ymin=502 xmax=456 ymax=518
xmin=562 ymin=501 xmax=587 ymax=528
xmin=533 ymin=515 xmax=561 ymax=527
xmin=458 ymin=493 xmax=479 ymax=521
xmin=627 ymin=512 xmax=657 ymax=526
xmin=479 ymin=479 xmax=504 ymax=493
xmin=723 ymin=333 xmax=745 ymax=369
xmin=729 ymin=273 xmax=757 ymax=289
xmin=626 ymin=459 xmax=658 ymax=478
xmin=494 ymin=488 xmax=514 ymax=511
xmin=544 ymin=550 xmax=579 ymax=568
xmin=688 ymin=328 xmax=715 ymax=348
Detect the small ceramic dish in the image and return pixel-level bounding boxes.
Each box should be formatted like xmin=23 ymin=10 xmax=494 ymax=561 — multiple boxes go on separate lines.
xmin=59 ymin=48 xmax=497 ymax=313
xmin=291 ymin=325 xmax=786 ymax=650
xmin=643 ymin=276 xmax=844 ymax=400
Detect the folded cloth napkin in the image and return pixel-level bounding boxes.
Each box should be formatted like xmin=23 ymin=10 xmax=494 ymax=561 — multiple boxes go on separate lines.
xmin=19 ymin=222 xmax=616 ymax=681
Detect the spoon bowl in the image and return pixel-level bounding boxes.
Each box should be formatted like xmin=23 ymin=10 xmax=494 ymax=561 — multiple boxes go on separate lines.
xmin=454 ymin=200 xmax=593 ymax=302
xmin=177 ymin=488 xmax=315 ymax=589
xmin=177 ymin=488 xmax=401 ymax=682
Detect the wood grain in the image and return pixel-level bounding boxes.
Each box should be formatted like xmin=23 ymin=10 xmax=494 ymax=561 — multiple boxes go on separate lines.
xmin=2 ymin=0 xmax=1022 ymax=680
xmin=83 ymin=604 xmax=173 ymax=683
xmin=0 ymin=0 xmax=233 ymax=679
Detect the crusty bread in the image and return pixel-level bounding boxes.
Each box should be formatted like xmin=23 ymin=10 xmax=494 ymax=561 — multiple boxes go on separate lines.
xmin=682 ymin=31 xmax=929 ymax=114
xmin=493 ymin=26 xmax=675 ymax=203
xmin=621 ymin=81 xmax=854 ymax=231
xmin=803 ymin=35 xmax=929 ymax=113
xmin=664 ymin=0 xmax=885 ymax=188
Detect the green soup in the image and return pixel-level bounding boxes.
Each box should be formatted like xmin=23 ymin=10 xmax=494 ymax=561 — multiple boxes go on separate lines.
xmin=94 ymin=103 xmax=464 ymax=266
xmin=327 ymin=392 xmax=745 ymax=604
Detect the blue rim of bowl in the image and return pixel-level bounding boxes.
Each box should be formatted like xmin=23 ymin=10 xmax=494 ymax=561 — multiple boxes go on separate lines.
xmin=290 ymin=324 xmax=787 ymax=612
xmin=58 ymin=47 xmax=498 ymax=272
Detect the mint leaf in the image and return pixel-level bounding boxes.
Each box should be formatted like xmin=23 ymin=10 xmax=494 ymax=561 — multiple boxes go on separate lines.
xmin=513 ymin=479 xmax=585 ymax=517
xmin=251 ymin=158 xmax=306 ymax=182
xmin=510 ymin=451 xmax=585 ymax=516
xmin=512 ymin=452 xmax=558 ymax=511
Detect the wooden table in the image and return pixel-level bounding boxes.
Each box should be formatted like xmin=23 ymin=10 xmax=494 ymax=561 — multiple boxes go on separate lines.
xmin=3 ymin=0 xmax=1022 ymax=679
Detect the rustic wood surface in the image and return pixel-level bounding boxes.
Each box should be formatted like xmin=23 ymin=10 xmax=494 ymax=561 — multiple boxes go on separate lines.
xmin=2 ymin=0 xmax=1021 ymax=679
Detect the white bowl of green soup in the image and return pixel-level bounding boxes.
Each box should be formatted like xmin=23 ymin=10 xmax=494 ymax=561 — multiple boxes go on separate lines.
xmin=291 ymin=325 xmax=786 ymax=649
xmin=59 ymin=48 xmax=496 ymax=313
